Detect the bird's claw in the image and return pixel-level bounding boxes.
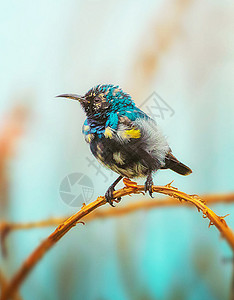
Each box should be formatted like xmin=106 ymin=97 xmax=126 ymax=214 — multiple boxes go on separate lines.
xmin=105 ymin=186 xmax=121 ymax=207
xmin=144 ymin=175 xmax=154 ymax=198
xmin=105 ymin=186 xmax=115 ymax=207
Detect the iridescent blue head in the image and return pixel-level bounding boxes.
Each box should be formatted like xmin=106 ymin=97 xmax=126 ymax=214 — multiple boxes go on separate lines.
xmin=57 ymin=84 xmax=135 ymax=120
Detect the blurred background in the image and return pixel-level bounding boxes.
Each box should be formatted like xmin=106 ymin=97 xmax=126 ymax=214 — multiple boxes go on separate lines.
xmin=1 ymin=0 xmax=234 ymax=299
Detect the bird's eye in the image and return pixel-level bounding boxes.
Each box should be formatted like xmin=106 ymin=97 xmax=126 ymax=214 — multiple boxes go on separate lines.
xmin=94 ymin=97 xmax=99 ymax=103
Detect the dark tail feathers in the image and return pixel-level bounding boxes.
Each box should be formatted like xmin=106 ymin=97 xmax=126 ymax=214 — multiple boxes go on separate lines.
xmin=164 ymin=153 xmax=192 ymax=176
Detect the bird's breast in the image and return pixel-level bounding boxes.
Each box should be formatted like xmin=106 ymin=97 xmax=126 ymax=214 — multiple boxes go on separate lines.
xmin=89 ymin=136 xmax=151 ymax=178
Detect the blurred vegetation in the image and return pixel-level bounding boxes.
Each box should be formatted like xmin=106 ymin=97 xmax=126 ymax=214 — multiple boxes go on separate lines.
xmin=1 ymin=0 xmax=234 ymax=299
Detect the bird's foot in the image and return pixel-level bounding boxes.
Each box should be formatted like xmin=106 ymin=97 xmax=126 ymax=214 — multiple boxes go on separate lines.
xmin=105 ymin=185 xmax=121 ymax=207
xmin=144 ymin=174 xmax=154 ymax=198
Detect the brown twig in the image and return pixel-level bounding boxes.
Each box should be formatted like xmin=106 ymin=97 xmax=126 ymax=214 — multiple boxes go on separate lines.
xmin=0 ymin=271 xmax=7 ymax=298
xmin=0 ymin=269 xmax=22 ymax=300
xmin=1 ymin=192 xmax=234 ymax=241
xmin=1 ymin=180 xmax=234 ymax=300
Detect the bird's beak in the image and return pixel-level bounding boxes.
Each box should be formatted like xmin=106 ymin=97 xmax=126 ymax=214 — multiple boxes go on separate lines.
xmin=56 ymin=94 xmax=85 ymax=102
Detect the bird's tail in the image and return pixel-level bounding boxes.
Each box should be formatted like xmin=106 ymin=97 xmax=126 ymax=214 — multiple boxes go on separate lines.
xmin=164 ymin=153 xmax=192 ymax=176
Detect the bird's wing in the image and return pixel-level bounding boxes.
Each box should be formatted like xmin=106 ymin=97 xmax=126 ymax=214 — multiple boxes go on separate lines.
xmin=104 ymin=110 xmax=169 ymax=170
xmin=104 ymin=109 xmax=147 ymax=143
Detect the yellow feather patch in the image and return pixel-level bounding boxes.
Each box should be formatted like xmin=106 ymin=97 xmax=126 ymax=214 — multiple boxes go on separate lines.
xmin=123 ymin=128 xmax=141 ymax=139
xmin=83 ymin=125 xmax=90 ymax=132
xmin=97 ymin=152 xmax=104 ymax=161
xmin=104 ymin=127 xmax=113 ymax=138
xmin=85 ymin=134 xmax=94 ymax=143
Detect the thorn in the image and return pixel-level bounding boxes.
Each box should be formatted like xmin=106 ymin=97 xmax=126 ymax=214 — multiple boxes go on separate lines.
xmin=77 ymin=221 xmax=85 ymax=225
xmin=219 ymin=214 xmax=230 ymax=227
xmin=202 ymin=209 xmax=208 ymax=219
xmin=220 ymin=214 xmax=230 ymax=219
xmin=208 ymin=220 xmax=214 ymax=228
xmin=165 ymin=180 xmax=174 ymax=188
xmin=165 ymin=181 xmax=178 ymax=190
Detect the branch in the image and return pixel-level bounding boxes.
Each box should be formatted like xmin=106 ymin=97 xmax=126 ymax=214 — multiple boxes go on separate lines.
xmin=1 ymin=180 xmax=234 ymax=300
xmin=0 ymin=269 xmax=22 ymax=300
xmin=1 ymin=192 xmax=234 ymax=241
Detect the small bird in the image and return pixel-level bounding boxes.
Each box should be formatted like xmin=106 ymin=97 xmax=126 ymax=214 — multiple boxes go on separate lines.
xmin=57 ymin=84 xmax=192 ymax=206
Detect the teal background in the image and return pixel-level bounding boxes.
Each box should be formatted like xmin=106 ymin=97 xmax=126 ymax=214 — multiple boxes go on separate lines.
xmin=1 ymin=1 xmax=234 ymax=299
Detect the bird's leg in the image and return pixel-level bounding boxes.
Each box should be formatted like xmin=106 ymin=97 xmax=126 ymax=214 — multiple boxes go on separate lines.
xmin=144 ymin=171 xmax=154 ymax=198
xmin=105 ymin=175 xmax=123 ymax=207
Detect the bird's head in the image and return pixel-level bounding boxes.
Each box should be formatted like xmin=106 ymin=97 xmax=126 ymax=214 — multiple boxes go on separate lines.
xmin=57 ymin=84 xmax=135 ymax=120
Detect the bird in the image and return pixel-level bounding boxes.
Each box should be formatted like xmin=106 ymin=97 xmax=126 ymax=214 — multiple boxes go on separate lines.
xmin=57 ymin=84 xmax=192 ymax=206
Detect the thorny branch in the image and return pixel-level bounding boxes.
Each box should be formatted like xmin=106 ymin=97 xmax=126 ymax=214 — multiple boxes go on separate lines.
xmin=0 ymin=269 xmax=22 ymax=300
xmin=1 ymin=192 xmax=234 ymax=248
xmin=1 ymin=179 xmax=234 ymax=300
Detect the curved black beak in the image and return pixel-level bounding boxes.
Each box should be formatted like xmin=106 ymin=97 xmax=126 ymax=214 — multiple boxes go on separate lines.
xmin=56 ymin=94 xmax=85 ymax=102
